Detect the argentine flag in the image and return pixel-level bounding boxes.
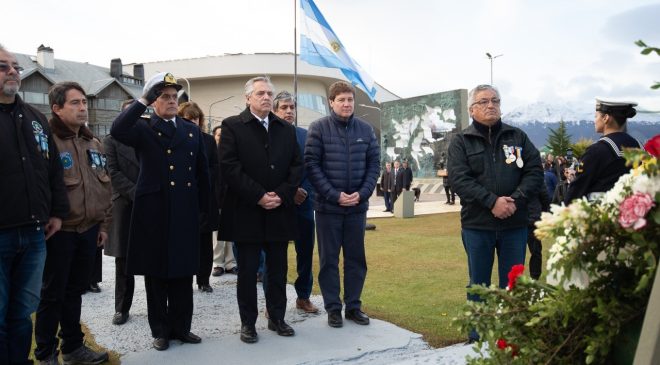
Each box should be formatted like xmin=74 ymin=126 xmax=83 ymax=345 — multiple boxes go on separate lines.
xmin=300 ymin=0 xmax=377 ymax=101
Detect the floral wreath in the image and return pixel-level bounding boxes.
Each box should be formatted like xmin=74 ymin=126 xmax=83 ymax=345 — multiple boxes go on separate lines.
xmin=454 ymin=134 xmax=660 ymax=364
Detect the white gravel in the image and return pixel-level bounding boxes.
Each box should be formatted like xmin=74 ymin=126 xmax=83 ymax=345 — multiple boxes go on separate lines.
xmin=81 ymin=254 xmax=325 ymax=355
xmin=81 ymin=254 xmax=473 ymax=364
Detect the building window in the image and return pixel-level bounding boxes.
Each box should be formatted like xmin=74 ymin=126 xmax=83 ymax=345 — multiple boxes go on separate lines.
xmin=92 ymin=98 xmax=122 ymax=110
xmin=23 ymin=91 xmax=48 ymax=105
xmin=298 ymin=93 xmax=328 ymax=116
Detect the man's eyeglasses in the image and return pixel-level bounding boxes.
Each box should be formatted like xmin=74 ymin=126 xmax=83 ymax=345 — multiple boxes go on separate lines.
xmin=471 ymin=98 xmax=501 ymax=107
xmin=0 ymin=63 xmax=24 ymax=74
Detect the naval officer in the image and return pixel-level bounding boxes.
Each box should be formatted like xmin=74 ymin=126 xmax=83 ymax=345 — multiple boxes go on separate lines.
xmin=565 ymin=98 xmax=642 ymax=203
xmin=111 ymin=72 xmax=210 ymax=351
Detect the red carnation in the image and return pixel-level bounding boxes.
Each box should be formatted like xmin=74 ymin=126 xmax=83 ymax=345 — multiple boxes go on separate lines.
xmin=507 ymin=264 xmax=525 ymax=290
xmin=496 ymin=338 xmax=519 ymax=357
xmin=644 ymin=134 xmax=660 ymax=157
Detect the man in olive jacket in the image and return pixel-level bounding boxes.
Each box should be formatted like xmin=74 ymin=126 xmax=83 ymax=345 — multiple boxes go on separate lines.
xmin=448 ymin=84 xmax=542 ymax=342
xmin=219 ymin=76 xmax=302 ymax=344
xmin=34 ymin=82 xmax=112 ymax=364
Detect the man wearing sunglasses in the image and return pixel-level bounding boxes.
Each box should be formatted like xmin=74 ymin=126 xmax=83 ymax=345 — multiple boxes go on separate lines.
xmin=447 ymin=84 xmax=542 ymax=343
xmin=0 ymin=45 xmax=69 ymax=365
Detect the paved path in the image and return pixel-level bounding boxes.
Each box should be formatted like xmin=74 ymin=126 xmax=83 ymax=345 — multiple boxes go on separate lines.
xmin=80 ymin=193 xmax=471 ymax=364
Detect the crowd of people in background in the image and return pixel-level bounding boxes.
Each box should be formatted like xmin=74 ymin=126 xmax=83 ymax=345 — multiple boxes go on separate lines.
xmin=1 ymin=40 xmax=648 ymax=365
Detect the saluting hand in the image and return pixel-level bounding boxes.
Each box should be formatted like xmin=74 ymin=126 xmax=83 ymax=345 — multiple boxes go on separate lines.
xmin=140 ymin=84 xmax=162 ymax=106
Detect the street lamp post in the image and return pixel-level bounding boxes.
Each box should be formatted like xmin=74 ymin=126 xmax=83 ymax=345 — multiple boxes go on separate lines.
xmin=208 ymin=96 xmax=234 ymax=130
xmin=178 ymin=76 xmax=192 ymax=100
xmin=485 ymin=52 xmax=503 ymax=85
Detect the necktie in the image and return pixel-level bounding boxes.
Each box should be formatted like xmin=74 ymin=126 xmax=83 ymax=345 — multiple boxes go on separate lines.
xmin=261 ymin=119 xmax=268 ymax=131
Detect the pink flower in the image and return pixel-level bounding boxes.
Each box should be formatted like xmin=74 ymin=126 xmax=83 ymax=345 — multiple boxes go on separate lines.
xmin=507 ymin=264 xmax=525 ymax=290
xmin=619 ymin=193 xmax=655 ymax=230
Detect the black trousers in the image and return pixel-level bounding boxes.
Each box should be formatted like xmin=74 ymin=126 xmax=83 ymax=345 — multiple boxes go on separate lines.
xmin=444 ymin=186 xmax=455 ymax=203
xmin=34 ymin=225 xmax=98 ymax=360
xmin=114 ymin=257 xmax=135 ymax=314
xmin=196 ymin=232 xmax=213 ymax=286
xmin=526 ymin=225 xmax=543 ymax=280
xmin=144 ymin=276 xmax=193 ymax=339
xmin=89 ymin=247 xmax=102 ymax=284
xmin=236 ymin=241 xmax=288 ymax=325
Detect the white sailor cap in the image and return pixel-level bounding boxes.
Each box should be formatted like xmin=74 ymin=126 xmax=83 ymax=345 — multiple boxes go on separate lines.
xmin=595 ymin=98 xmax=638 ymax=114
xmin=143 ymin=72 xmax=183 ymax=94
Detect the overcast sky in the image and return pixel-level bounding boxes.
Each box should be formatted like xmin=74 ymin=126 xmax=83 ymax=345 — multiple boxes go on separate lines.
xmin=4 ymin=0 xmax=660 ymax=111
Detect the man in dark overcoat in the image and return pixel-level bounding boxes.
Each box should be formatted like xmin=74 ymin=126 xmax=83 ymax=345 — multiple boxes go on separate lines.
xmin=110 ymin=72 xmax=210 ymax=351
xmin=103 ymin=99 xmax=139 ymax=326
xmin=218 ymin=76 xmax=302 ymax=344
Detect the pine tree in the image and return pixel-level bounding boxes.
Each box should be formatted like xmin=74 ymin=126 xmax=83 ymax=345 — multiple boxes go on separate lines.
xmin=546 ymin=119 xmax=572 ymax=157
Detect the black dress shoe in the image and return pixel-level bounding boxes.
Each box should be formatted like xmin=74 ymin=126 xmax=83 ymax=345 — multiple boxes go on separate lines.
xmin=327 ymin=310 xmax=343 ymax=328
xmin=267 ymin=319 xmax=295 ymax=336
xmin=240 ymin=324 xmax=258 ymax=343
xmin=226 ymin=267 xmax=238 ymax=275
xmin=198 ymin=284 xmax=213 ymax=293
xmin=88 ymin=283 xmax=101 ymax=293
xmin=153 ymin=337 xmax=169 ymax=351
xmin=212 ymin=267 xmax=225 ymax=277
xmin=112 ymin=312 xmax=129 ymax=325
xmin=176 ymin=332 xmax=202 ymax=344
xmin=345 ymin=309 xmax=370 ymax=325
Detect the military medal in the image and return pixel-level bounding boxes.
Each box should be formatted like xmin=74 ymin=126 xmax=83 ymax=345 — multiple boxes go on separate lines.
xmin=515 ymin=147 xmax=524 ymax=168
xmin=503 ymin=145 xmax=515 ymax=164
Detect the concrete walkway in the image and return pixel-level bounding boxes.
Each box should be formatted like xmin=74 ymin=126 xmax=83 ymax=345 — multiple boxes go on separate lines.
xmin=81 ymin=193 xmax=472 ymax=364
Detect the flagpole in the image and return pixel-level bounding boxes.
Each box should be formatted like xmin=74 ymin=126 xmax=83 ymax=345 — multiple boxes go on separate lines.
xmin=293 ymin=0 xmax=298 ymax=126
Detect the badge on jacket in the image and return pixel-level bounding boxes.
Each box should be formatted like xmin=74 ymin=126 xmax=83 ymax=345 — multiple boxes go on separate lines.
xmin=502 ymin=145 xmax=524 ymax=168
xmin=87 ymin=149 xmax=107 ymax=170
xmin=32 ymin=120 xmax=49 ymax=159
xmin=60 ymin=152 xmax=73 ymax=169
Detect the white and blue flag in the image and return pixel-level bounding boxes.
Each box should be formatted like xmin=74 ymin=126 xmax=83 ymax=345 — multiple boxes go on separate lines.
xmin=299 ymin=0 xmax=377 ymax=101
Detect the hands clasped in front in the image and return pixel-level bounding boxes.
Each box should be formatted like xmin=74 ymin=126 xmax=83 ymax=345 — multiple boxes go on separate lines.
xmin=491 ymin=196 xmax=516 ymax=219
xmin=338 ymin=192 xmax=360 ymax=207
xmin=258 ymin=192 xmax=282 ymax=210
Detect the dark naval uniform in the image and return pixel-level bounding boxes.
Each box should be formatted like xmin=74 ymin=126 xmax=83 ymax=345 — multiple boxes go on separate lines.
xmin=111 ymin=100 xmax=210 ymax=340
xmin=565 ymin=132 xmax=641 ymax=203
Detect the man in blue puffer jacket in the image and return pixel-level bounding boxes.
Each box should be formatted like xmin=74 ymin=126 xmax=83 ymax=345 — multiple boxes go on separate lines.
xmin=304 ymin=81 xmax=380 ymax=328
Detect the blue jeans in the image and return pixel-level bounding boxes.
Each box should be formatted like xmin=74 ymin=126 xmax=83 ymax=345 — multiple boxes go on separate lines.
xmin=0 ymin=225 xmax=47 ymax=365
xmin=383 ymin=191 xmax=393 ymax=211
xmin=462 ymin=227 xmax=527 ymax=340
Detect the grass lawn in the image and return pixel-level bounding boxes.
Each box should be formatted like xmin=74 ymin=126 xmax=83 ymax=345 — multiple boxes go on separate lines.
xmin=287 ymin=212 xmax=549 ymax=348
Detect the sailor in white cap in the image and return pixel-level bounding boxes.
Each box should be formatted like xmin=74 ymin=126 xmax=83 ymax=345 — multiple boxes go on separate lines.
xmin=110 ymin=72 xmax=210 ymax=351
xmin=565 ymin=98 xmax=643 ymax=203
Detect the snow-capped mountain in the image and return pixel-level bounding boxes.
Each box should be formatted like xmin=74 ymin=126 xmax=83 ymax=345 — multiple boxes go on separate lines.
xmin=500 ymin=102 xmax=660 ymax=148
xmin=503 ymin=102 xmax=660 ymax=124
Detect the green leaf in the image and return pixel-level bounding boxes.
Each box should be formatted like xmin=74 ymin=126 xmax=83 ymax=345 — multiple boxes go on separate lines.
xmin=641 ymin=48 xmax=653 ymax=55
xmin=635 ymin=40 xmax=647 ymax=47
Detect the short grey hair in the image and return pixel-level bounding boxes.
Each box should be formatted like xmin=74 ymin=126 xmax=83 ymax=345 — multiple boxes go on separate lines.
xmin=273 ymin=90 xmax=296 ymax=110
xmin=244 ymin=76 xmax=274 ymax=97
xmin=468 ymin=84 xmax=500 ymax=106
